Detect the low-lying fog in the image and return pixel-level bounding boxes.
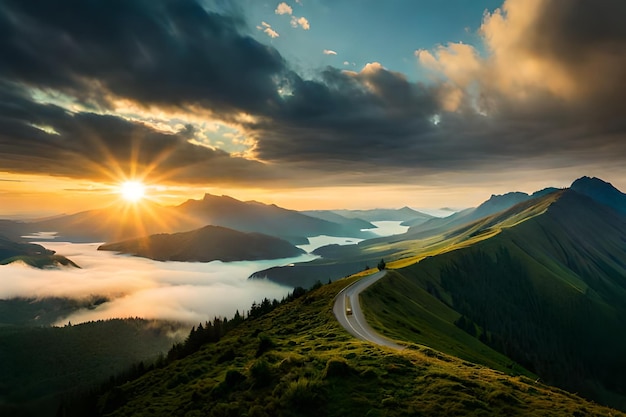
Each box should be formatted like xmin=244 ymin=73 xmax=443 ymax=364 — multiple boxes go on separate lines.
xmin=1 ymin=221 xmax=409 ymax=326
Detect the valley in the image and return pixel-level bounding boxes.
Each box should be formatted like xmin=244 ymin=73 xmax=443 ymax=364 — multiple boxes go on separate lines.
xmin=2 ymin=176 xmax=626 ymax=416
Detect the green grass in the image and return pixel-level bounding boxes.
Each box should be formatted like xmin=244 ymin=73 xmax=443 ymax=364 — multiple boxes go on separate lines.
xmin=83 ymin=277 xmax=623 ymax=417
xmin=360 ymin=270 xmax=529 ymax=376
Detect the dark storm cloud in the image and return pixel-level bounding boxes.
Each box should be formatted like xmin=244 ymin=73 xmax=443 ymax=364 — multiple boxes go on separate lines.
xmin=0 ymin=82 xmax=274 ymax=183
xmin=0 ymin=0 xmax=284 ymax=113
xmin=0 ymin=0 xmax=624 ymax=186
xmin=251 ymin=65 xmax=442 ymax=164
xmin=525 ymin=0 xmax=626 ymax=118
xmin=530 ymin=0 xmax=626 ymax=64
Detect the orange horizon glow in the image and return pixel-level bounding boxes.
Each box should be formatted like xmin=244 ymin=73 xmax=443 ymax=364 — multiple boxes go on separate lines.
xmin=2 ymin=169 xmax=626 ymax=220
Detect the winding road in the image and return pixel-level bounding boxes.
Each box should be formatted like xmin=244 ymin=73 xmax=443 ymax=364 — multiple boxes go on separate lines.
xmin=333 ymin=271 xmax=404 ymax=350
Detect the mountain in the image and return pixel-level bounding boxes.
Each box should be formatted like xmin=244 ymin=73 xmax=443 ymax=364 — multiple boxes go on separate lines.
xmin=98 ymin=225 xmax=305 ymax=262
xmin=0 ymin=235 xmax=54 ymax=260
xmin=571 ymin=175 xmax=626 ymax=214
xmin=331 ymin=207 xmax=434 ymax=223
xmin=403 ymin=188 xmax=559 ymax=234
xmin=175 ymin=194 xmax=376 ymax=243
xmin=0 ymin=234 xmax=78 ymax=268
xmin=0 ymin=219 xmax=30 ymax=242
xmin=363 ymin=188 xmax=626 ymax=410
xmin=19 ymin=194 xmax=375 ymax=244
xmin=23 ymin=202 xmax=193 ymax=243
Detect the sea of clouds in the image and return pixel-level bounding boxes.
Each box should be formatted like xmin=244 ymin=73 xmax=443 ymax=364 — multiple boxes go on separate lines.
xmin=1 ymin=242 xmax=315 ymax=325
xmin=0 ymin=221 xmax=409 ymax=326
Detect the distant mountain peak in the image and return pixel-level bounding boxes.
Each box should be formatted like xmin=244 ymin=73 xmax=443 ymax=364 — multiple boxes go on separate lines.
xmin=570 ymin=176 xmax=626 ymax=215
xmin=571 ymin=176 xmax=614 ymax=189
xmin=202 ymin=193 xmax=235 ymax=201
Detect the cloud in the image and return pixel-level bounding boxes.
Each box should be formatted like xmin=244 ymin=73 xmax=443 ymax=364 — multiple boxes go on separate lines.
xmin=417 ymin=0 xmax=626 ymax=120
xmin=0 ymin=242 xmax=308 ymax=325
xmin=323 ymin=49 xmax=338 ymax=55
xmin=248 ymin=63 xmax=444 ymax=173
xmin=275 ymin=2 xmax=293 ymax=15
xmin=0 ymin=0 xmax=286 ymax=115
xmin=0 ymin=83 xmax=279 ymax=185
xmin=0 ymin=0 xmax=624 ymax=190
xmin=258 ymin=21 xmax=280 ymax=38
xmin=273 ymin=4 xmax=310 ymax=31
xmin=290 ymin=16 xmax=310 ymax=30
xmin=265 ymin=27 xmax=280 ymax=38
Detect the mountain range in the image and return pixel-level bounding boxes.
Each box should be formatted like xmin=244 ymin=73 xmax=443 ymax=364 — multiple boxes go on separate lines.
xmin=309 ymin=207 xmax=433 ymax=224
xmin=15 ymin=194 xmax=384 ymax=245
xmin=175 ymin=194 xmax=378 ymax=244
xmin=248 ymin=181 xmax=621 ymax=288
xmin=401 ymin=187 xmax=559 ymax=231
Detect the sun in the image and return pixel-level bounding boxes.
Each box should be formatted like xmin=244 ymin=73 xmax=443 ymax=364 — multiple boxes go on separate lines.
xmin=120 ymin=181 xmax=146 ymax=202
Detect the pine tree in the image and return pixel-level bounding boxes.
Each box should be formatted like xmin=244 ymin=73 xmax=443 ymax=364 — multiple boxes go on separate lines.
xmin=377 ymin=258 xmax=386 ymax=271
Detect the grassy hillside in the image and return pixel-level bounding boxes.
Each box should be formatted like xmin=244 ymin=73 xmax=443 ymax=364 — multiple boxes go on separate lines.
xmin=364 ymin=190 xmax=626 ymax=410
xmin=360 ymin=270 xmax=529 ymax=376
xmin=78 ymin=278 xmax=623 ymax=417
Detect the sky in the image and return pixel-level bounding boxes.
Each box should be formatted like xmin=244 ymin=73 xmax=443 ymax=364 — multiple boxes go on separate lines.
xmin=0 ymin=0 xmax=625 ymax=215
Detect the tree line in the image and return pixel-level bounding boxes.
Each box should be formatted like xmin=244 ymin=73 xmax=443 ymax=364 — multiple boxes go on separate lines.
xmin=60 ymin=281 xmax=328 ymax=416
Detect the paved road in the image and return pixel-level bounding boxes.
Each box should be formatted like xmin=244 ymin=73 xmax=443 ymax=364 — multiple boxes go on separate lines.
xmin=333 ymin=271 xmax=404 ymax=350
